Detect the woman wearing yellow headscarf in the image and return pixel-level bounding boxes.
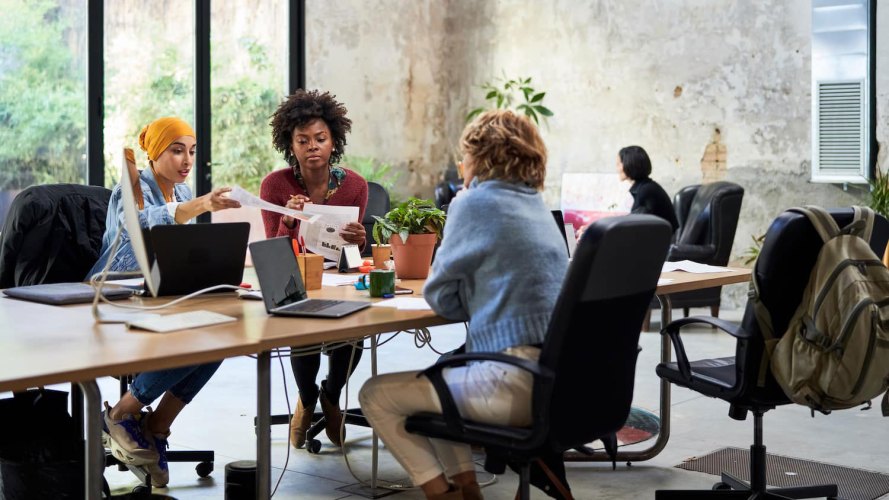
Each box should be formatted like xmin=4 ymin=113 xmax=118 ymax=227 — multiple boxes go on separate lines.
xmin=86 ymin=117 xmax=240 ymax=488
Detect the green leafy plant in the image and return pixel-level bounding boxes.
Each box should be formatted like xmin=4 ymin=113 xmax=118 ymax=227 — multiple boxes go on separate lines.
xmin=372 ymin=197 xmax=446 ymax=245
xmin=869 ymin=168 xmax=889 ymax=220
xmin=340 ymin=154 xmax=403 ymax=205
xmin=466 ymin=74 xmax=553 ymax=125
xmin=742 ymin=233 xmax=766 ymax=266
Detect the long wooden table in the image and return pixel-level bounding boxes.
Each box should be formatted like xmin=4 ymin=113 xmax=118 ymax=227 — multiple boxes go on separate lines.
xmin=0 ymin=267 xmax=750 ymax=499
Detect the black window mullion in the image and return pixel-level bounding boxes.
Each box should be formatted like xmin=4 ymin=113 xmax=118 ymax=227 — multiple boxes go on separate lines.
xmin=195 ymin=0 xmax=211 ymax=222
xmin=86 ymin=0 xmax=103 ymax=187
xmin=289 ymin=0 xmax=305 ymax=93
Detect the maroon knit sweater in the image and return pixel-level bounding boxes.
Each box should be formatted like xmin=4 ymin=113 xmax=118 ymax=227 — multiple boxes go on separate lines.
xmin=259 ymin=167 xmax=368 ymax=246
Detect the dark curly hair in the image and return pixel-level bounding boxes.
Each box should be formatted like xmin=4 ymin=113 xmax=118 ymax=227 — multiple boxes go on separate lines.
xmin=270 ymin=89 xmax=352 ymax=167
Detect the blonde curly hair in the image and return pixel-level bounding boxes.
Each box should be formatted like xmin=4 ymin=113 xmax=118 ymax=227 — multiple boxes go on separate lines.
xmin=460 ymin=110 xmax=547 ymax=190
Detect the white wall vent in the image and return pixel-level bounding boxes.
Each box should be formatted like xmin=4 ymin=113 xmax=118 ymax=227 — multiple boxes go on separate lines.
xmin=811 ymin=0 xmax=871 ymax=184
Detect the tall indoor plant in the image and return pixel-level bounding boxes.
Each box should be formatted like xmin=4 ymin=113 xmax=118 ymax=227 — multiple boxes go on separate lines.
xmin=372 ymin=198 xmax=446 ymax=279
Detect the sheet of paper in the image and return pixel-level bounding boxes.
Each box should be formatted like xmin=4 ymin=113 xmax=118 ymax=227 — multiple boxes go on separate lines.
xmin=105 ymin=278 xmax=145 ymax=287
xmin=228 ymin=186 xmax=319 ymax=223
xmin=657 ymin=278 xmax=674 ymax=286
xmin=662 ymin=260 xmax=733 ymax=273
xmin=370 ymin=297 xmax=432 ymax=311
xmin=298 ymin=204 xmax=359 ymax=262
xmin=322 ymin=274 xmax=360 ymax=287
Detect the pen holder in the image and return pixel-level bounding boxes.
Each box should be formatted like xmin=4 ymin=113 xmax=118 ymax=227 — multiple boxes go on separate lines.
xmin=296 ymin=254 xmax=324 ymax=290
xmin=371 ymin=244 xmax=392 ymax=269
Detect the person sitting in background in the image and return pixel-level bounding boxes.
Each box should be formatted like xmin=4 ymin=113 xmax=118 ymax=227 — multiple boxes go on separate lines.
xmin=88 ymin=117 xmax=241 ymax=488
xmin=260 ymin=89 xmax=368 ymax=449
xmin=618 ymin=145 xmax=678 ymax=231
xmin=359 ymin=110 xmax=569 ymax=500
xmin=576 ymin=145 xmax=678 ymax=239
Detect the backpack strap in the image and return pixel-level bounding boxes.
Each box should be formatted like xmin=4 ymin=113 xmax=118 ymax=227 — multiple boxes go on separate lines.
xmin=748 ymin=271 xmax=778 ymax=387
xmin=790 ymin=206 xmax=840 ymax=243
xmin=849 ymin=205 xmax=875 ymax=241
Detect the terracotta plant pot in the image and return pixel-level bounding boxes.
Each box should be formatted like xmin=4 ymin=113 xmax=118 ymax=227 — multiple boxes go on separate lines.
xmin=390 ymin=233 xmax=438 ymax=279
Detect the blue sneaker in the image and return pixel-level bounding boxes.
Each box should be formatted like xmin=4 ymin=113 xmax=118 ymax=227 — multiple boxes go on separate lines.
xmin=102 ymin=401 xmax=158 ymax=466
xmin=145 ymin=429 xmax=170 ymax=488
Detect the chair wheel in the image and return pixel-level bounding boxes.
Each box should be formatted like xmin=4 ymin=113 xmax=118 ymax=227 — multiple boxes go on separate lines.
xmin=712 ymin=482 xmax=732 ymax=490
xmin=133 ymin=484 xmax=151 ymax=494
xmin=196 ymin=461 xmax=214 ymax=477
xmin=307 ymin=439 xmax=322 ymax=454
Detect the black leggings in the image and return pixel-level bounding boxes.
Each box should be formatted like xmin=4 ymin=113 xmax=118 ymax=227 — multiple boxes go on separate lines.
xmin=291 ymin=339 xmax=364 ymax=407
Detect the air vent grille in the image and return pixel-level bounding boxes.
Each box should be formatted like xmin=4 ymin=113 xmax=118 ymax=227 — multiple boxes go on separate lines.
xmin=817 ymin=81 xmax=863 ymax=172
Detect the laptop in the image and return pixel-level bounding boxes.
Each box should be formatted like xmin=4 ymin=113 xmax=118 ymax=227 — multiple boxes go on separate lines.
xmin=145 ymin=222 xmax=250 ymax=296
xmin=249 ymin=236 xmax=371 ymax=318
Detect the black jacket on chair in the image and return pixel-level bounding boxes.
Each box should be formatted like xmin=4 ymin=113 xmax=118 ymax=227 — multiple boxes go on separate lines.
xmin=0 ymin=184 xmax=111 ymax=288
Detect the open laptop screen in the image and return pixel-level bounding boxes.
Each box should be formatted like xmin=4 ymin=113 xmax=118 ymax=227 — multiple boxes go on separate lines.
xmin=249 ymin=237 xmax=309 ymax=312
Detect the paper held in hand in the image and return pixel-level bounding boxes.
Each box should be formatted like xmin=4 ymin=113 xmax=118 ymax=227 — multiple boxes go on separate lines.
xmin=227 ymin=186 xmax=320 ymax=223
xmin=298 ymin=204 xmax=359 ymax=262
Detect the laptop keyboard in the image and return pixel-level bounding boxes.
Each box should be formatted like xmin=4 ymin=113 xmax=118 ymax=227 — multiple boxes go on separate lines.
xmin=279 ymin=299 xmax=343 ymax=313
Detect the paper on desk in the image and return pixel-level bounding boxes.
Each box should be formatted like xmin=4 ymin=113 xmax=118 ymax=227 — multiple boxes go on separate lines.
xmin=371 ymin=297 xmax=432 ymax=311
xmin=322 ymin=274 xmax=359 ymax=287
xmin=299 ymin=204 xmax=360 ymax=261
xmin=105 ymin=278 xmax=145 ymax=287
xmin=228 ymin=186 xmax=319 ymax=223
xmin=662 ymin=260 xmax=732 ymax=273
xmin=657 ymin=278 xmax=674 ymax=286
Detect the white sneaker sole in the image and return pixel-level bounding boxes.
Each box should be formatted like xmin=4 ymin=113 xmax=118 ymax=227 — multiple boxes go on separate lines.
xmin=107 ymin=437 xmax=158 ymax=466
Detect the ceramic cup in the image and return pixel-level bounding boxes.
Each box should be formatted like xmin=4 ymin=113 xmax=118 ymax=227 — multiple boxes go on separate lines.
xmin=360 ymin=269 xmax=396 ymax=297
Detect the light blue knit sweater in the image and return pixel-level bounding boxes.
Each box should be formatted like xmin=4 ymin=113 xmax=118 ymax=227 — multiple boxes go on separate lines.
xmin=423 ymin=179 xmax=568 ymax=353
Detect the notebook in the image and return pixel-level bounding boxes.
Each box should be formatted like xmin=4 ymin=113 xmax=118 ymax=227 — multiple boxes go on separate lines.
xmin=249 ymin=236 xmax=370 ymax=318
xmin=3 ymin=282 xmax=133 ymax=305
xmin=146 ymin=222 xmax=250 ymax=296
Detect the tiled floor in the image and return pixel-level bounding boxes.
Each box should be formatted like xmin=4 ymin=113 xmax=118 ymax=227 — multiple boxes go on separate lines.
xmin=43 ymin=304 xmax=889 ymax=498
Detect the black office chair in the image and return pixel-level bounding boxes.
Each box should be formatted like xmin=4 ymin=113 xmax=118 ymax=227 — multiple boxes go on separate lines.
xmin=0 ymin=184 xmax=215 ymax=492
xmin=0 ymin=184 xmax=111 ymax=288
xmin=361 ymin=181 xmax=391 ymax=257
xmin=404 ymin=214 xmax=672 ymax=500
xmin=654 ymin=207 xmax=889 ymax=499
xmin=643 ymin=181 xmax=744 ymax=330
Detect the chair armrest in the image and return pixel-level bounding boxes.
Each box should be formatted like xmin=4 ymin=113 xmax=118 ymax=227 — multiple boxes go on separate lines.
xmin=661 ymin=316 xmax=749 ymax=382
xmin=417 ymin=352 xmax=554 ymax=434
xmin=668 ymin=243 xmax=716 ymax=262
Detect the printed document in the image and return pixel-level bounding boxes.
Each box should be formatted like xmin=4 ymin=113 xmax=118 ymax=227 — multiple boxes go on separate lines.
xmin=298 ymin=204 xmax=360 ymax=261
xmin=228 ymin=186 xmax=319 ymax=223
xmin=662 ymin=260 xmax=732 ymax=273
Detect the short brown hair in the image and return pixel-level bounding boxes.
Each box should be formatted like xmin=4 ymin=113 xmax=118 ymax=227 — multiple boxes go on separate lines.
xmin=459 ymin=110 xmax=547 ymax=190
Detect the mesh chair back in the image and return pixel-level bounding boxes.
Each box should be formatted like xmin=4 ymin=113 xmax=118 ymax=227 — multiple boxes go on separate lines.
xmin=538 ymin=214 xmax=671 ymax=451
xmin=0 ymin=184 xmax=111 ymax=287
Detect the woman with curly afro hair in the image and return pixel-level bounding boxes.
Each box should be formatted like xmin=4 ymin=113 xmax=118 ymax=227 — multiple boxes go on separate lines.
xmin=260 ymin=89 xmax=368 ymax=450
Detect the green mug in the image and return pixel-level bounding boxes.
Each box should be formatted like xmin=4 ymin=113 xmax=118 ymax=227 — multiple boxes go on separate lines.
xmin=360 ymin=269 xmax=396 ymax=297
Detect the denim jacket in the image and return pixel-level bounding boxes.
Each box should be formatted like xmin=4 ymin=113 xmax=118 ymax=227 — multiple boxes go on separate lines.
xmin=86 ymin=168 xmax=192 ymax=278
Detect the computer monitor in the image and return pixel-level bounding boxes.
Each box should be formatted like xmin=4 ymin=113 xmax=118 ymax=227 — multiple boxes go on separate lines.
xmin=120 ymin=148 xmax=160 ymax=297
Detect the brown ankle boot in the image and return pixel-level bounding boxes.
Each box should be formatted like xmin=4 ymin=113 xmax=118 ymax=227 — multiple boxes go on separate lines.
xmin=460 ymin=482 xmax=483 ymax=500
xmin=289 ymin=397 xmax=314 ymax=449
xmin=318 ymin=388 xmax=345 ymax=446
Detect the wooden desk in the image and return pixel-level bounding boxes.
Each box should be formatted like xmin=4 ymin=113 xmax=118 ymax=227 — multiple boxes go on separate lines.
xmin=565 ymin=267 xmax=753 ymax=464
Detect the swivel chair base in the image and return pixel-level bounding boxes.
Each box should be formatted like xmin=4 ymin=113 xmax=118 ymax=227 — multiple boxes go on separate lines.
xmin=260 ymin=408 xmax=370 ymax=454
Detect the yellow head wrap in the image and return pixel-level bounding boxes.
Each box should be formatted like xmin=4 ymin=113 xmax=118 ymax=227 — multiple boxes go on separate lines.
xmin=138 ymin=117 xmax=195 ymax=161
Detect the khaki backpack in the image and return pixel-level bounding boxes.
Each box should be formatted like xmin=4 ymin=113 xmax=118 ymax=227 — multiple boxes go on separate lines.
xmin=756 ymin=206 xmax=889 ymax=414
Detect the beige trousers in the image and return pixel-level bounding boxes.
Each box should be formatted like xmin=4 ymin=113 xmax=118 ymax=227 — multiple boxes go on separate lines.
xmin=358 ymin=345 xmax=539 ymax=486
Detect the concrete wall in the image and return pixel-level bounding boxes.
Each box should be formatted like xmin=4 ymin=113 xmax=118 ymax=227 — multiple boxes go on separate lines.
xmin=309 ymin=0 xmax=889 ymax=307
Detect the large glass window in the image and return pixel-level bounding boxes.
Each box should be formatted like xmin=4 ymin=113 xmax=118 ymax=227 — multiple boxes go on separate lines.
xmin=0 ymin=0 xmax=87 ymax=226
xmin=103 ymin=1 xmax=195 ymax=189
xmin=209 ymin=1 xmax=286 ymax=248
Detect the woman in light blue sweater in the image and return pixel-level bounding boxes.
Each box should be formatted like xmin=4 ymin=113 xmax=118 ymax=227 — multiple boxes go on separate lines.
xmin=360 ymin=110 xmax=568 ymax=500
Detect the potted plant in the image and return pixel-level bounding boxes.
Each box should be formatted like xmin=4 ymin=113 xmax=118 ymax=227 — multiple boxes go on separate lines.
xmin=372 ymin=198 xmax=446 ymax=279
xmin=466 ymin=74 xmax=554 ymax=125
